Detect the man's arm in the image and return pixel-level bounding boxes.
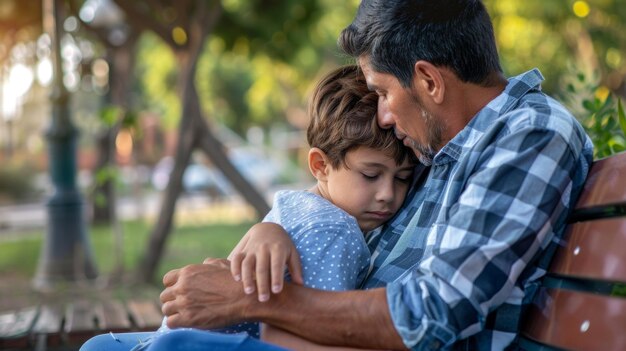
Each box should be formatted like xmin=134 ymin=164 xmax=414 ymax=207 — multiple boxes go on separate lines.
xmin=160 ymin=260 xmax=406 ymax=350
xmin=257 ymin=284 xmax=403 ymax=349
xmin=261 ymin=324 xmax=392 ymax=351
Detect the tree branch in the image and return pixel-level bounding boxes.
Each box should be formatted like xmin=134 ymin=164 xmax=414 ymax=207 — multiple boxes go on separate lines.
xmin=193 ymin=0 xmax=222 ymax=40
xmin=111 ymin=0 xmax=178 ymax=48
xmin=172 ymin=0 xmax=193 ymax=28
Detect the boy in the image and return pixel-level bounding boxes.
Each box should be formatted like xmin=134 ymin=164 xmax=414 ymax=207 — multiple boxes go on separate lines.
xmin=81 ymin=65 xmax=417 ymax=351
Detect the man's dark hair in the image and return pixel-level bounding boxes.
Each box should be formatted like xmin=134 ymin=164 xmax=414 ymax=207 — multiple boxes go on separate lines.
xmin=338 ymin=0 xmax=502 ymax=87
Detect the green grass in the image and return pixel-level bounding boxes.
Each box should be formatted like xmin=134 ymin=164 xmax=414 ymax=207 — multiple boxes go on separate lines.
xmin=0 ymin=219 xmax=254 ymax=282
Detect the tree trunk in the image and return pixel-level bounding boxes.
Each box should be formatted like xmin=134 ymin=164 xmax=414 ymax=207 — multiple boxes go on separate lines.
xmin=136 ymin=51 xmax=201 ymax=282
xmin=196 ymin=119 xmax=271 ymax=217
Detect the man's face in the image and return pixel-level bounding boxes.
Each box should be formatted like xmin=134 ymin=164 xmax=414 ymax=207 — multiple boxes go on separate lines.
xmin=359 ymin=57 xmax=443 ymax=166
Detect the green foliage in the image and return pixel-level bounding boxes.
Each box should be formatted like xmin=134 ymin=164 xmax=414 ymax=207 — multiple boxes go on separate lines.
xmin=618 ymin=99 xmax=626 ymax=135
xmin=0 ymin=220 xmax=253 ymax=280
xmin=99 ymin=106 xmax=125 ymax=128
xmin=612 ymin=283 xmax=626 ymax=297
xmin=485 ymin=0 xmax=626 ymax=95
xmin=563 ymin=71 xmax=626 ymax=159
xmin=98 ymin=105 xmax=140 ymax=133
xmin=216 ymin=1 xmax=324 ymax=64
xmin=585 ymin=95 xmax=625 ymax=158
xmin=135 ymin=0 xmax=360 ymax=136
xmin=90 ymin=165 xmax=120 ymax=207
xmin=136 ymin=33 xmax=180 ymax=129
xmin=0 ymin=163 xmax=40 ymax=205
xmin=196 ymin=38 xmax=255 ymax=133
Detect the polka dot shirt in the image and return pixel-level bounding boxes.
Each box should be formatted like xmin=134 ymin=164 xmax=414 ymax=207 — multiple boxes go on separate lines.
xmin=227 ymin=190 xmax=372 ymax=338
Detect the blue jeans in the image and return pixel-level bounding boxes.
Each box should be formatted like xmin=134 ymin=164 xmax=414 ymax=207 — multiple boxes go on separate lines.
xmin=80 ymin=329 xmax=288 ymax=351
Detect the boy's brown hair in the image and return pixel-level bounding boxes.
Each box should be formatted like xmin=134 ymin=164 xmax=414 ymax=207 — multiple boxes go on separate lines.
xmin=307 ymin=65 xmax=417 ymax=169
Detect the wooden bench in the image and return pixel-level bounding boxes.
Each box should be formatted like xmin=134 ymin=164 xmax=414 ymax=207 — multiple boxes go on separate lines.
xmin=519 ymin=151 xmax=626 ymax=350
xmin=0 ymin=298 xmax=163 ymax=350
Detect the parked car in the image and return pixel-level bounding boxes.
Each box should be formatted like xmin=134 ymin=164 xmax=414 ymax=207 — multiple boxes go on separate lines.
xmin=151 ymin=148 xmax=281 ymax=196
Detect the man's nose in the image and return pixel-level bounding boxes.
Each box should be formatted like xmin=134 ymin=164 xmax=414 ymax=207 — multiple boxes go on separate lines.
xmin=377 ymin=99 xmax=394 ymax=129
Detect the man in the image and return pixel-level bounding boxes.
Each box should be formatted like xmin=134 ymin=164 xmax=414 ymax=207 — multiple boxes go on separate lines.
xmin=160 ymin=0 xmax=593 ymax=349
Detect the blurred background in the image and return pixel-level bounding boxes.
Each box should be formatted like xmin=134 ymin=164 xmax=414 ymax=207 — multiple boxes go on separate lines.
xmin=1 ymin=0 xmax=625 ymax=307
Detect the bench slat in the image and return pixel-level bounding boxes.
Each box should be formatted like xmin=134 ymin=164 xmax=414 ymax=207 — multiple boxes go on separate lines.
xmin=575 ymin=152 xmax=626 ymax=209
xmin=31 ymin=304 xmax=64 ymax=348
xmin=64 ymin=300 xmax=99 ymax=345
xmin=127 ymin=300 xmax=163 ymax=331
xmin=522 ymin=288 xmax=626 ymax=351
xmin=520 ymin=152 xmax=626 ymax=351
xmin=550 ymin=217 xmax=626 ymax=282
xmin=98 ymin=300 xmax=132 ymax=332
xmin=0 ymin=307 xmax=38 ymax=349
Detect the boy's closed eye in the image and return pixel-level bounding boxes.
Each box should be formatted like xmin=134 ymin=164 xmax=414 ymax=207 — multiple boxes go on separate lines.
xmin=361 ymin=172 xmax=379 ymax=181
xmin=395 ymin=175 xmax=412 ymax=184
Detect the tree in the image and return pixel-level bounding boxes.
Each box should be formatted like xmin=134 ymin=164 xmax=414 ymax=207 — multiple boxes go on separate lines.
xmin=107 ymin=0 xmax=330 ymax=282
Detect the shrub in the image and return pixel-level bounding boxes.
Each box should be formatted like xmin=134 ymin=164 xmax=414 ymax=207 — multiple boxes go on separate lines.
xmin=0 ymin=164 xmax=41 ymax=205
xmin=562 ymin=72 xmax=626 ymax=159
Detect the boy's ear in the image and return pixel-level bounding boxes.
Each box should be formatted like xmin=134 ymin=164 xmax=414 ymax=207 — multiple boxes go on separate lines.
xmin=308 ymin=147 xmax=330 ymax=181
xmin=413 ymin=60 xmax=445 ymax=104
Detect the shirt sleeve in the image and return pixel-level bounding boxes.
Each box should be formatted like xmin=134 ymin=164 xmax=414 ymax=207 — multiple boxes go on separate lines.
xmin=387 ymin=126 xmax=585 ymax=349
xmin=295 ymin=218 xmax=371 ymax=291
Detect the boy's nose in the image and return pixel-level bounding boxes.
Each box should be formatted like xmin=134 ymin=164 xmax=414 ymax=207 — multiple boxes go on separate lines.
xmin=376 ymin=182 xmax=395 ymax=203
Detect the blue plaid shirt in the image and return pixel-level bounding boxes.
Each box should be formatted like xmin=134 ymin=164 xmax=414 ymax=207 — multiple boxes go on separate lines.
xmin=361 ymin=69 xmax=594 ymax=350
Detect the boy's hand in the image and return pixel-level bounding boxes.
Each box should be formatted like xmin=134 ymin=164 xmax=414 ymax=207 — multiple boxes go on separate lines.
xmin=225 ymin=222 xmax=303 ymax=302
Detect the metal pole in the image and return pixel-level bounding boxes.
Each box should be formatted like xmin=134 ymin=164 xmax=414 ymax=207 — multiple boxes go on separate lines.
xmin=33 ymin=0 xmax=98 ymax=290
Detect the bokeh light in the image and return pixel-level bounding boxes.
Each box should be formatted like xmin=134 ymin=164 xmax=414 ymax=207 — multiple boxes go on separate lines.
xmin=36 ymin=57 xmax=53 ymax=86
xmin=573 ymin=1 xmax=590 ymax=18
xmin=9 ymin=63 xmax=35 ymax=97
xmin=172 ymin=26 xmax=187 ymax=45
xmin=606 ymin=48 xmax=622 ymax=69
xmin=116 ymin=129 xmax=134 ymax=159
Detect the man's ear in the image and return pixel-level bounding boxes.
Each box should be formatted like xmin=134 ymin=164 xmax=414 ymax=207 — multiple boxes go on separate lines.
xmin=308 ymin=147 xmax=331 ymax=181
xmin=413 ymin=60 xmax=445 ymax=104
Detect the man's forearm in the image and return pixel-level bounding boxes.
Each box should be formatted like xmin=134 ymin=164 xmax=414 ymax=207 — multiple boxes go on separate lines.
xmin=250 ymin=285 xmax=407 ymax=350
xmin=262 ymin=324 xmax=391 ymax=351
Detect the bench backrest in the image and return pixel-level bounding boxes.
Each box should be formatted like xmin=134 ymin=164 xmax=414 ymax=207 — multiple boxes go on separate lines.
xmin=519 ymin=151 xmax=626 ymax=350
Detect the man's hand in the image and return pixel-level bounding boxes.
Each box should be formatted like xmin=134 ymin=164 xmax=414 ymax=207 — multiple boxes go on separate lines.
xmin=228 ymin=222 xmax=304 ymax=302
xmin=160 ymin=260 xmax=404 ymax=349
xmin=160 ymin=259 xmax=253 ymax=329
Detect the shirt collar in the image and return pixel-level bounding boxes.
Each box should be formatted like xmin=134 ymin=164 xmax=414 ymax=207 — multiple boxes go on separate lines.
xmin=432 ymin=68 xmax=545 ymax=165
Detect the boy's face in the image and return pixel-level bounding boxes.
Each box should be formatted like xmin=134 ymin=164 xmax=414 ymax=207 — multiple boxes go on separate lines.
xmin=325 ymin=146 xmax=414 ymax=232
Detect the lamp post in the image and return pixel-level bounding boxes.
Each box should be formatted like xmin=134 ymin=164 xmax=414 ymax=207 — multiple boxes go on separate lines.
xmin=33 ymin=0 xmax=98 ymax=290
